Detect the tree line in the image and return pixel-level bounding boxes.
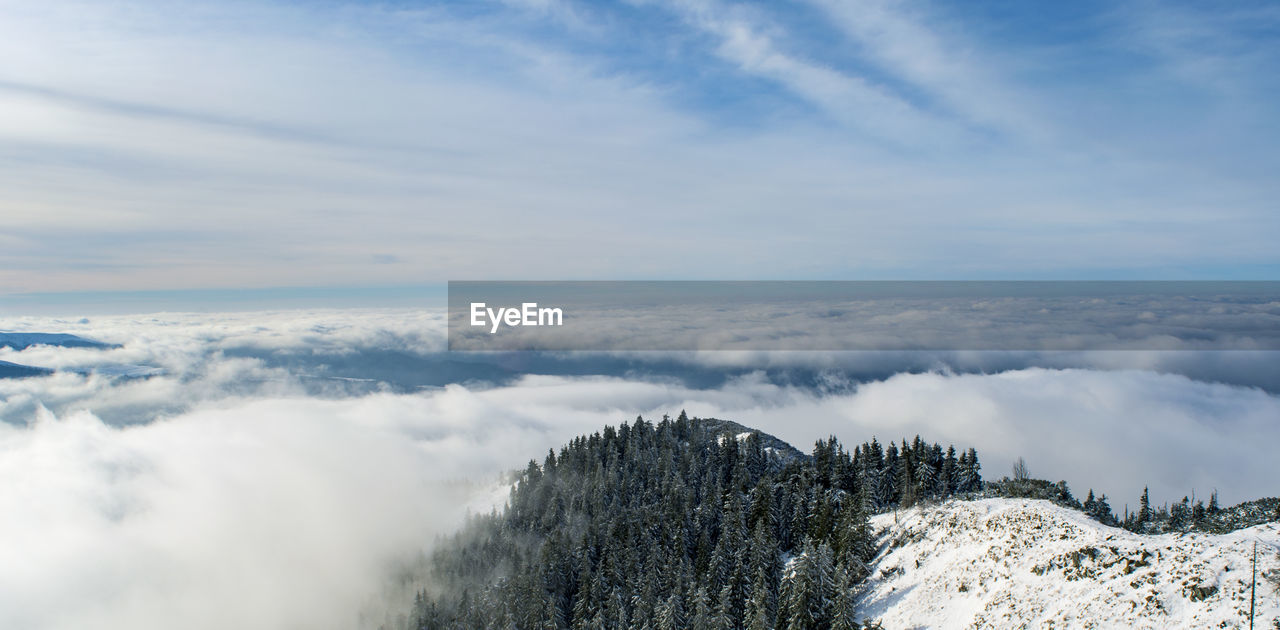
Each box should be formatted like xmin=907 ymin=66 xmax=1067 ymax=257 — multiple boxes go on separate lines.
xmin=407 ymin=413 xmax=982 ymax=629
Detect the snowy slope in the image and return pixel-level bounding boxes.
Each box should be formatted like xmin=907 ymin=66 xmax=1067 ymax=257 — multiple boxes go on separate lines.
xmin=859 ymin=498 xmax=1280 ymax=629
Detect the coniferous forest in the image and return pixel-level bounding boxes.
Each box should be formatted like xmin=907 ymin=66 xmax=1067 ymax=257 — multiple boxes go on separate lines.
xmin=408 ymin=413 xmax=982 ymax=629
xmin=405 ymin=413 xmax=1280 ymax=629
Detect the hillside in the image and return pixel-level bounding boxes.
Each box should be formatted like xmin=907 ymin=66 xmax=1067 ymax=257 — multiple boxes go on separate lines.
xmin=403 ymin=416 xmax=1276 ymax=629
xmin=0 ymin=332 xmax=117 ymax=350
xmin=0 ymin=359 xmax=52 ymax=378
xmin=408 ymin=414 xmax=977 ymax=629
xmin=860 ymin=499 xmax=1280 ymax=629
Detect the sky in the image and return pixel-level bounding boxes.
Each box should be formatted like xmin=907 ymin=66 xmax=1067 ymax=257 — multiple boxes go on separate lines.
xmin=2 ymin=0 xmax=1279 ymax=301
xmin=2 ymin=4 xmax=1279 ymax=628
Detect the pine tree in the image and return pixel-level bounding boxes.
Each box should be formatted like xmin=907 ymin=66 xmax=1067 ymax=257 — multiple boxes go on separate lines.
xmin=655 ymin=592 xmax=685 ymax=630
xmin=744 ymin=568 xmax=774 ymax=630
xmin=966 ymin=447 xmax=982 ymax=492
xmin=789 ymin=492 xmax=810 ymax=549
xmin=711 ymin=583 xmax=734 ymax=630
xmin=1095 ymin=494 xmax=1113 ymax=525
xmin=782 ymin=552 xmax=813 ymax=630
xmin=689 ymin=586 xmax=713 ymax=630
xmin=630 ymin=572 xmax=656 ymax=629
xmin=865 ymin=438 xmax=886 ymax=508
xmin=837 ymin=485 xmax=874 ymax=578
xmin=957 ymin=447 xmax=982 ymax=493
xmin=915 ymin=449 xmax=937 ymax=502
xmin=571 ymin=568 xmax=595 ymax=630
xmin=588 ymin=609 xmax=606 ymax=630
xmin=941 ymin=445 xmax=958 ymax=497
xmin=781 ymin=541 xmax=837 ymax=630
xmin=896 ymin=442 xmax=915 ymax=507
xmin=810 ymin=490 xmax=837 ymax=541
xmin=1138 ymin=486 xmax=1152 ymax=528
xmin=748 ymin=478 xmax=775 ymax=532
xmin=1168 ymin=497 xmax=1184 ymax=529
xmin=811 ymin=542 xmax=836 ymax=628
xmin=541 ymin=593 xmax=566 ymax=630
xmin=831 ymin=565 xmax=860 ymax=630
xmin=882 ymin=442 xmax=900 ymax=505
xmin=747 ymin=522 xmax=781 ymax=597
xmin=612 ymin=590 xmax=628 ymax=630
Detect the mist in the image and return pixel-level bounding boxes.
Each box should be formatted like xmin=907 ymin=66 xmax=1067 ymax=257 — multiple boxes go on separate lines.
xmin=1 ymin=308 xmax=1278 ymax=628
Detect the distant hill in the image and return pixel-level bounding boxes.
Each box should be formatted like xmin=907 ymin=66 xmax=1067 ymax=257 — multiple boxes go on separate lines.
xmin=0 ymin=360 xmax=52 ymax=378
xmin=697 ymin=416 xmax=808 ymax=466
xmin=0 ymin=332 xmax=118 ymax=350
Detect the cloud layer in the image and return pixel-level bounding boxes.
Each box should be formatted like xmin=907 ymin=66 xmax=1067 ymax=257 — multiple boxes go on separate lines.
xmin=1 ymin=308 xmax=1277 ymax=629
xmin=448 ymin=282 xmax=1280 ymax=351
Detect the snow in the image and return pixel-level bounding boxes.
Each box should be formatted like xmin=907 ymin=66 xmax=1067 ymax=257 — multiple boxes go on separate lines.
xmin=715 ymin=431 xmax=756 ymax=446
xmin=858 ymin=498 xmax=1280 ymax=629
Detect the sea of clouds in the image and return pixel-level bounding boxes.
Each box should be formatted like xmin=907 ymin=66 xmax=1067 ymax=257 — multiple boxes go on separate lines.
xmin=1 ymin=308 xmax=1277 ymax=630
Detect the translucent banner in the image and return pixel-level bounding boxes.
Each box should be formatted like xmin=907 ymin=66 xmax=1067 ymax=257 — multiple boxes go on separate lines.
xmin=447 ymin=281 xmax=1280 ymax=351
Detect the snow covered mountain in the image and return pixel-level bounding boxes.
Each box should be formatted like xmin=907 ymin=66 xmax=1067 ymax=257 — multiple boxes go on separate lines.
xmin=407 ymin=415 xmax=1276 ymax=629
xmin=700 ymin=416 xmax=808 ymax=465
xmin=859 ymin=498 xmax=1280 ymax=629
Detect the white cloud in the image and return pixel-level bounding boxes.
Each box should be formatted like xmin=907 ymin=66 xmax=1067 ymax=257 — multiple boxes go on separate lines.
xmin=807 ymin=368 xmax=1280 ymax=506
xmin=2 ymin=312 xmax=1279 ymax=629
xmin=0 ymin=400 xmax=470 ymax=630
xmin=0 ymin=309 xmax=448 ymax=424
xmin=1 ymin=1 xmax=1276 ymax=290
xmin=805 ymin=0 xmax=1046 ymax=140
xmin=661 ymin=0 xmax=950 ymax=143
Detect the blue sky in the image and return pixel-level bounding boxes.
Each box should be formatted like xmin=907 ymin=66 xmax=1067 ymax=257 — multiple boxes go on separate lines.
xmin=1 ymin=0 xmax=1278 ymax=304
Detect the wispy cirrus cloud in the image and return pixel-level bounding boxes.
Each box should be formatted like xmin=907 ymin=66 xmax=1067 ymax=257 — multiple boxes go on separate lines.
xmin=1 ymin=0 xmax=1278 ymax=294
xmin=654 ymin=0 xmax=952 ymax=143
xmin=803 ymin=0 xmax=1046 ymax=140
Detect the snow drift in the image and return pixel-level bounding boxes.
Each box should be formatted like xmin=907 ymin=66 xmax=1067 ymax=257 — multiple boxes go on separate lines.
xmin=860 ymin=498 xmax=1280 ymax=629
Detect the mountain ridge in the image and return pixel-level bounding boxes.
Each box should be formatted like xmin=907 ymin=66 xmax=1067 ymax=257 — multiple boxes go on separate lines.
xmin=405 ymin=416 xmax=1278 ymax=629
xmin=0 ymin=332 xmax=118 ymax=350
